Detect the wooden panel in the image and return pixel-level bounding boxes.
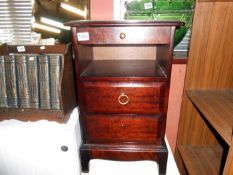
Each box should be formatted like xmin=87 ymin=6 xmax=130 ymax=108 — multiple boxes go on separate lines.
xmin=172 ymin=58 xmax=187 ymax=64
xmin=77 ymin=45 xmax=94 ymax=75
xmin=8 ymin=44 xmax=69 ymax=54
xmin=176 ymin=94 xmax=218 ymax=146
xmin=67 ymin=20 xmax=183 ymax=27
xmin=0 ymin=43 xmax=9 ymax=55
xmin=93 ymin=46 xmax=156 ymax=60
xmin=179 ymin=145 xmax=223 ymax=175
xmin=223 ymin=139 xmax=233 ymax=174
xmin=0 ymin=108 xmax=63 ymax=122
xmin=187 ymin=90 xmax=233 ymax=145
xmin=176 ymin=2 xmax=233 ymax=174
xmin=185 ymin=2 xmax=233 ymax=89
xmin=80 ymin=60 xmax=166 ymax=80
xmin=184 ymin=2 xmax=213 ymax=89
xmin=76 ymin=27 xmax=171 ymax=45
xmin=60 ymin=46 xmax=77 ymax=121
xmin=81 ymin=81 xmax=165 ymax=114
xmin=176 ymin=2 xmax=233 ymax=146
xmin=156 ymin=27 xmax=175 ymax=78
xmin=84 ymin=114 xmax=162 ymax=144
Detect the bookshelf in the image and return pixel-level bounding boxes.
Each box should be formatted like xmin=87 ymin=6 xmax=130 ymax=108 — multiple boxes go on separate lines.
xmin=178 ymin=145 xmax=222 ymax=175
xmin=187 ymin=90 xmax=233 ymax=145
xmin=178 ymin=90 xmax=233 ymax=174
xmin=175 ymin=1 xmax=233 ymax=175
xmin=0 ymin=44 xmax=77 ymax=123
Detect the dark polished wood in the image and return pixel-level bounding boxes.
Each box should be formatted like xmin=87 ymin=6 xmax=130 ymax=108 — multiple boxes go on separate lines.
xmin=81 ymin=81 xmax=165 ymax=114
xmin=76 ymin=26 xmax=171 ymax=45
xmin=172 ymin=57 xmax=188 ymax=64
xmin=81 ymin=60 xmax=167 ymax=79
xmin=0 ymin=43 xmax=8 ymax=55
xmin=83 ymin=114 xmax=162 ymax=144
xmin=59 ymin=45 xmax=77 ymax=122
xmin=7 ymin=44 xmax=70 ymax=54
xmin=80 ymin=143 xmax=168 ymax=175
xmin=0 ymin=108 xmax=63 ymax=122
xmin=68 ymin=20 xmax=182 ymax=175
xmin=66 ymin=20 xmax=184 ymax=27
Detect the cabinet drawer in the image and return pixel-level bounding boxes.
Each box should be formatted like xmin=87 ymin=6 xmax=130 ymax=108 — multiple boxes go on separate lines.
xmin=76 ymin=27 xmax=171 ymax=45
xmin=81 ymin=81 xmax=166 ymax=114
xmin=84 ymin=114 xmax=162 ymax=144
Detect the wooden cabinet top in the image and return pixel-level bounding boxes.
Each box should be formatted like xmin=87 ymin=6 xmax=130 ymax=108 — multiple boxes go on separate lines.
xmin=66 ymin=20 xmax=184 ymax=27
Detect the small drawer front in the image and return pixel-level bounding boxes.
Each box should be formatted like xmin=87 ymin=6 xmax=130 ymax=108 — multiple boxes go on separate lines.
xmin=76 ymin=27 xmax=171 ymax=45
xmin=84 ymin=114 xmax=162 ymax=144
xmin=81 ymin=82 xmax=165 ymax=114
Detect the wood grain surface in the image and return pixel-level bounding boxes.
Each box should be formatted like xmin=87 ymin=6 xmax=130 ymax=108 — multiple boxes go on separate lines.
xmin=69 ymin=20 xmax=181 ymax=175
xmin=81 ymin=81 xmax=165 ymax=114
xmin=175 ymin=1 xmax=233 ymax=175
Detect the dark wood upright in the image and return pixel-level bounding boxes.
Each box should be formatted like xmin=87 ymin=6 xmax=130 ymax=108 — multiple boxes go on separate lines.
xmin=67 ymin=20 xmax=182 ymax=175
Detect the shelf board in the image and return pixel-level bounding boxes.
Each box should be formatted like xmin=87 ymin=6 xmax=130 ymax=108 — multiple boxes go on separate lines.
xmin=0 ymin=108 xmax=65 ymax=123
xmin=80 ymin=60 xmax=167 ymax=81
xmin=187 ymin=90 xmax=233 ymax=145
xmin=179 ymin=145 xmax=222 ymax=175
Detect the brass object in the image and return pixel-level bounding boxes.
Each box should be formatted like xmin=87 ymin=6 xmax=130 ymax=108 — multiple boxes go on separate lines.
xmin=120 ymin=32 xmax=126 ymax=39
xmin=118 ymin=93 xmax=129 ymax=105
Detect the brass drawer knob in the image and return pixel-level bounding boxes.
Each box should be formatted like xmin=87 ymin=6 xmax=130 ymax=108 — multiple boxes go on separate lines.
xmin=120 ymin=32 xmax=126 ymax=39
xmin=118 ymin=93 xmax=129 ymax=105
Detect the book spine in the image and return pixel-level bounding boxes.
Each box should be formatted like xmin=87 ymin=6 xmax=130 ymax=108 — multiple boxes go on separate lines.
xmin=4 ymin=55 xmax=18 ymax=108
xmin=38 ymin=55 xmax=51 ymax=109
xmin=49 ymin=55 xmax=61 ymax=109
xmin=27 ymin=55 xmax=39 ymax=109
xmin=0 ymin=56 xmax=7 ymax=107
xmin=15 ymin=55 xmax=30 ymax=108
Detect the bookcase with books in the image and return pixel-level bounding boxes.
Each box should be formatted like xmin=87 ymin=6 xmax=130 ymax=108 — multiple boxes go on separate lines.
xmin=0 ymin=43 xmax=77 ymax=123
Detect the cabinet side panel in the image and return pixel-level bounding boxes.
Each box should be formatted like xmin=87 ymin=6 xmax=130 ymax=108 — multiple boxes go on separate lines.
xmin=60 ymin=46 xmax=77 ymax=120
xmin=185 ymin=2 xmax=233 ymax=89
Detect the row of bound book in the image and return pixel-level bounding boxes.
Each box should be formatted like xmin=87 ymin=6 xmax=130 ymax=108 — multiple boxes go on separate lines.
xmin=0 ymin=54 xmax=62 ymax=110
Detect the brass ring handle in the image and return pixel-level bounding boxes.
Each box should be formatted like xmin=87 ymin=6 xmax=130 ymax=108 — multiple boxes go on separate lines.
xmin=118 ymin=93 xmax=129 ymax=105
xmin=120 ymin=32 xmax=126 ymax=39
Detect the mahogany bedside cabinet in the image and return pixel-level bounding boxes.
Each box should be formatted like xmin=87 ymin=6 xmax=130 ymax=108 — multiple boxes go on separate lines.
xmin=66 ymin=20 xmax=182 ymax=175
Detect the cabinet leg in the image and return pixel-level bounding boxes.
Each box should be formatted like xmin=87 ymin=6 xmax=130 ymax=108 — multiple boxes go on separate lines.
xmin=80 ymin=143 xmax=168 ymax=174
xmin=158 ymin=146 xmax=168 ymax=175
xmin=80 ymin=147 xmax=90 ymax=173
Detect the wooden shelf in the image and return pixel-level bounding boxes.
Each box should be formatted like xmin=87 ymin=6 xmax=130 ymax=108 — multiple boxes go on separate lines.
xmin=175 ymin=2 xmax=233 ymax=174
xmin=178 ymin=145 xmax=223 ymax=175
xmin=187 ymin=90 xmax=233 ymax=145
xmin=0 ymin=108 xmax=64 ymax=122
xmin=80 ymin=60 xmax=167 ymax=81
